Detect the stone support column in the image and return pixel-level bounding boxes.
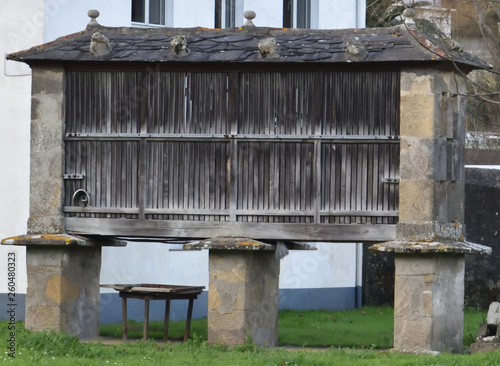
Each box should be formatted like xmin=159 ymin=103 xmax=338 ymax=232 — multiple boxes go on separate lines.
xmin=2 ymin=235 xmax=125 ymax=339
xmin=184 ymin=238 xmax=297 ymax=347
xmin=208 ymin=250 xmax=279 ymax=346
xmin=26 ymin=245 xmax=101 ymax=339
xmin=394 ymin=253 xmax=464 ymax=353
xmin=370 ymin=69 xmax=491 ymax=354
xmin=28 ymin=67 xmax=65 ymax=235
xmin=398 ymin=69 xmax=466 ymax=242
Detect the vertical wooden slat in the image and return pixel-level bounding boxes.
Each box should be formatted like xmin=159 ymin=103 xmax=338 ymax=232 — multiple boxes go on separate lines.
xmin=137 ymin=72 xmax=148 ymax=220
xmin=64 ymin=70 xmax=399 ymax=226
xmin=360 ymin=144 xmax=368 ymax=223
xmin=229 ymin=72 xmax=239 ymax=222
xmin=313 ymin=141 xmax=321 ymax=223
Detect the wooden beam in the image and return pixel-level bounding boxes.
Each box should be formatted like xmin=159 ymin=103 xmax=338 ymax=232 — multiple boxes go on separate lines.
xmin=65 ymin=218 xmax=396 ymax=242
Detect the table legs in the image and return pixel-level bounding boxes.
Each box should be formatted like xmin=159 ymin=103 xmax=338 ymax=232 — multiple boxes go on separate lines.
xmin=122 ymin=297 xmax=128 ymax=341
xmin=121 ymin=295 xmax=197 ymax=342
xmin=163 ymin=299 xmax=171 ymax=341
xmin=184 ymin=298 xmax=194 ymax=342
xmin=143 ymin=299 xmax=150 ymax=340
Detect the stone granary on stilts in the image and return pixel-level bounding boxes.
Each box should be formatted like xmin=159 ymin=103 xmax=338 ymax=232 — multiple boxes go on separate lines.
xmin=2 ymin=9 xmax=492 ymax=353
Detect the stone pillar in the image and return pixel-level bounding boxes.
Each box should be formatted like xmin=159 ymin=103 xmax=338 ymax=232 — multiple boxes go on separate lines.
xmin=370 ymin=69 xmax=491 ymax=354
xmin=1 ymin=235 xmax=118 ymax=339
xmin=398 ymin=69 xmax=466 ymax=243
xmin=185 ymin=238 xmax=285 ymax=347
xmin=370 ymin=243 xmax=489 ymax=354
xmin=28 ymin=67 xmax=65 ymax=235
xmin=26 ymin=245 xmax=101 ymax=339
xmin=394 ymin=253 xmax=464 ymax=354
xmin=2 ymin=235 xmax=125 ymax=338
xmin=208 ymin=250 xmax=279 ymax=346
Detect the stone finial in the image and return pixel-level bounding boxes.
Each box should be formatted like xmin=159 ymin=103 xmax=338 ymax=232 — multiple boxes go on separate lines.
xmin=170 ymin=35 xmax=190 ymax=57
xmin=243 ymin=10 xmax=256 ymax=28
xmin=90 ymin=32 xmax=111 ymax=57
xmin=258 ymin=37 xmax=279 ymax=59
xmin=345 ymin=36 xmax=367 ymax=62
xmin=87 ymin=9 xmax=100 ymax=29
xmin=402 ymin=8 xmax=417 ymax=29
xmin=444 ymin=39 xmax=463 ymax=52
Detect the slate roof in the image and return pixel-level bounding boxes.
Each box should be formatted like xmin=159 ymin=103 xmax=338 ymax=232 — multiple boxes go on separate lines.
xmin=7 ymin=18 xmax=490 ymax=70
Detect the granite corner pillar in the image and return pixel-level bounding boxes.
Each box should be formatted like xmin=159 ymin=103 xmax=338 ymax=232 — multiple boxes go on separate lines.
xmin=369 ymin=69 xmax=491 ymax=354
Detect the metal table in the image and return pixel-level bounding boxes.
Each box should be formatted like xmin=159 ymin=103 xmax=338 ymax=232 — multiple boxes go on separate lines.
xmin=101 ymin=284 xmax=205 ymax=341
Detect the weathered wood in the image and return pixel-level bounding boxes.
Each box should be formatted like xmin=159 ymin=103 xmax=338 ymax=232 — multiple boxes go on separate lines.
xmin=66 ymin=218 xmax=397 ymax=242
xmin=64 ymin=206 xmax=398 ymax=217
xmin=64 ymin=70 xmax=400 ymax=240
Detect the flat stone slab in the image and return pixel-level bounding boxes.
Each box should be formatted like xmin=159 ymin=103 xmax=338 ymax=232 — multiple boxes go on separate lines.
xmin=369 ymin=241 xmax=491 ymax=255
xmin=183 ymin=237 xmax=313 ymax=251
xmin=470 ymin=340 xmax=500 ymax=354
xmin=1 ymin=234 xmax=126 ymax=247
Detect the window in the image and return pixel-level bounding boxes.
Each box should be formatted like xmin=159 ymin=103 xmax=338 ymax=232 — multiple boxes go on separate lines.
xmin=283 ymin=0 xmax=315 ymax=29
xmin=215 ymin=0 xmax=243 ymax=28
xmin=132 ymin=0 xmax=171 ymax=26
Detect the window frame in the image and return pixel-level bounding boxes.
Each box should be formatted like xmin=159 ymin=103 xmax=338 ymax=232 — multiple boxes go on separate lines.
xmin=283 ymin=0 xmax=318 ymax=29
xmin=215 ymin=0 xmax=244 ymax=28
xmin=132 ymin=0 xmax=173 ymax=28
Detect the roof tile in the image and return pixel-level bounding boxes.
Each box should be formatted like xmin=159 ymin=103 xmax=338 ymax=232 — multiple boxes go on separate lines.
xmin=6 ymin=24 xmax=490 ymax=70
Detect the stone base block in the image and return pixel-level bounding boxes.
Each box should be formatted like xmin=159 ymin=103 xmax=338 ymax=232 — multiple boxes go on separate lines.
xmin=394 ymin=253 xmax=464 ymax=354
xmin=208 ymin=250 xmax=280 ymax=347
xmin=470 ymin=340 xmax=500 ymax=354
xmin=25 ymin=246 xmax=101 ymax=339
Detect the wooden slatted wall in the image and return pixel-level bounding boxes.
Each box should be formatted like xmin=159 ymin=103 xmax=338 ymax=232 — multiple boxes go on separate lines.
xmin=64 ymin=69 xmax=399 ymax=239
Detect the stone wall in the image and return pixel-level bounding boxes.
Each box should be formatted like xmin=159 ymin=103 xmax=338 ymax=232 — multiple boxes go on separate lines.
xmin=464 ymin=167 xmax=500 ymax=309
xmin=362 ymin=245 xmax=394 ymax=306
xmin=465 ymin=149 xmax=500 ymax=165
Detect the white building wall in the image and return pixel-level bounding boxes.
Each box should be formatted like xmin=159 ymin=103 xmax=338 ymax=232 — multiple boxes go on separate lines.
xmin=43 ymin=0 xmax=131 ymax=43
xmin=100 ymin=243 xmax=209 ymax=288
xmin=280 ymin=243 xmax=357 ymax=290
xmin=318 ymin=0 xmax=365 ymax=29
xmin=0 ymin=0 xmax=47 ymax=295
xmin=241 ymin=0 xmax=283 ymax=27
xmin=1 ymin=0 xmax=366 ymax=314
xmin=172 ymin=0 xmax=214 ymax=28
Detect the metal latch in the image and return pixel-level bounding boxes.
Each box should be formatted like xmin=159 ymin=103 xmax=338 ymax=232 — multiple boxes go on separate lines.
xmin=381 ymin=177 xmax=400 ymax=184
xmin=63 ymin=174 xmax=85 ymax=180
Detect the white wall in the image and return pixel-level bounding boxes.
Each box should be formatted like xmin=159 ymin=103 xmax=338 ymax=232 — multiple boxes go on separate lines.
xmin=318 ymin=0 xmax=365 ymax=29
xmin=43 ymin=0 xmax=131 ymax=42
xmin=280 ymin=243 xmax=357 ymax=290
xmin=242 ymin=0 xmax=282 ymax=27
xmin=172 ymin=0 xmax=214 ymax=28
xmin=100 ymin=243 xmax=209 ymax=291
xmin=0 ymin=0 xmax=46 ymax=294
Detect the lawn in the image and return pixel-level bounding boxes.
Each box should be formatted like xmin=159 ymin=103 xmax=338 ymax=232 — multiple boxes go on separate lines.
xmin=2 ymin=307 xmax=499 ymax=365
xmin=99 ymin=306 xmax=485 ymax=349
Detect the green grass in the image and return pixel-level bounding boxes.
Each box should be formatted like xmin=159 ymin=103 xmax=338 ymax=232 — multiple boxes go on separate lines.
xmin=278 ymin=307 xmax=394 ymax=348
xmin=99 ymin=318 xmax=209 ymax=341
xmin=100 ymin=306 xmax=486 ymax=349
xmin=1 ymin=307 xmax=496 ymax=365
